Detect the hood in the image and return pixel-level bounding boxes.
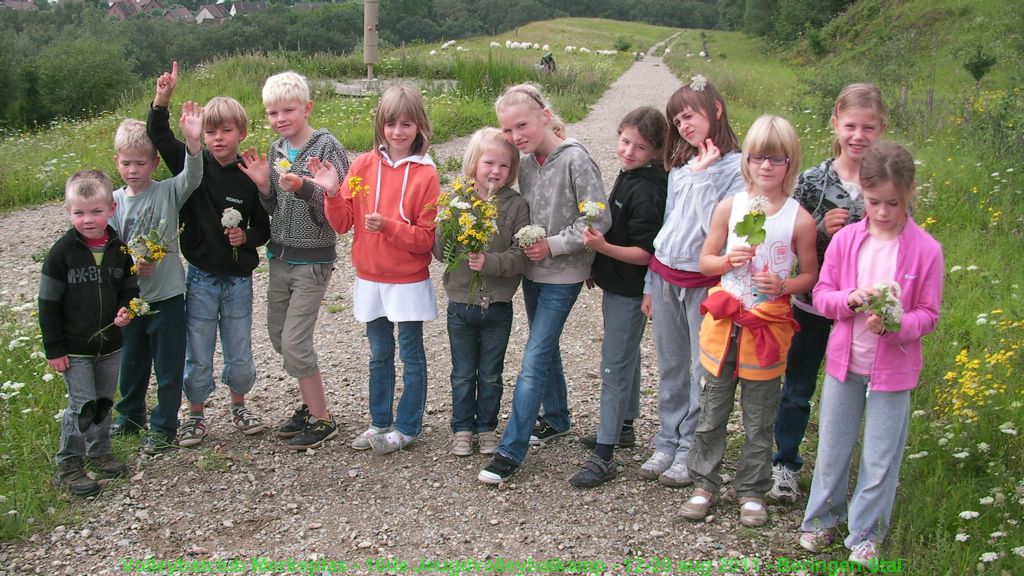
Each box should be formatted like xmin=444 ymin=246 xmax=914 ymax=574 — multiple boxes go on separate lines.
xmin=377 ymin=145 xmax=436 ymax=168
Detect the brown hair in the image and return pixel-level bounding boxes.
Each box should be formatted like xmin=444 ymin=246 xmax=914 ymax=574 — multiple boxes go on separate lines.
xmin=65 ymin=170 xmax=114 ymax=204
xmin=740 ymin=115 xmax=801 ymax=196
xmin=204 ymin=96 xmax=248 ymax=135
xmin=494 ymin=83 xmax=567 ymax=139
xmin=462 ymin=127 xmax=520 ymax=188
xmin=663 ymin=78 xmax=739 ymax=169
xmin=619 ymin=106 xmax=668 ymax=159
xmin=831 ymin=83 xmax=887 ymax=158
xmin=374 ymin=83 xmax=432 ymax=156
xmin=859 ymin=141 xmax=917 ymax=211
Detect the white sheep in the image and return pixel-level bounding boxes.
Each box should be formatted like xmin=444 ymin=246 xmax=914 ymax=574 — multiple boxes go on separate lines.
xmin=511 ymin=41 xmax=521 ymax=49
xmin=456 ymin=46 xmax=466 ymax=51
xmin=664 ymin=48 xmax=671 ymax=55
xmin=699 ymin=50 xmax=706 ymax=57
xmin=542 ymin=44 xmax=550 ymax=51
xmin=429 ymin=49 xmax=437 ymax=55
xmin=686 ymin=52 xmax=693 ymax=58
xmin=505 ymin=40 xmax=512 ymax=48
xmin=520 ymin=43 xmax=531 ymax=50
xmin=490 ymin=41 xmax=501 ymax=48
xmin=441 ymin=40 xmax=457 ymax=50
xmin=533 ymin=43 xmax=540 ymax=49
xmin=564 ymin=45 xmax=575 ymax=53
xmin=579 ymin=47 xmax=590 ymax=53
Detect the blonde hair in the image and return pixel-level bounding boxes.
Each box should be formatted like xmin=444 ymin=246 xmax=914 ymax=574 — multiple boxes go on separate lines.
xmin=741 ymin=115 xmax=801 ymax=196
xmin=114 ymin=119 xmax=156 ymax=158
xmin=494 ymin=83 xmax=567 ymax=139
xmin=831 ymin=83 xmax=887 ymax=158
xmin=462 ymin=127 xmax=520 ymax=187
xmin=860 ymin=141 xmax=917 ymax=211
xmin=204 ymin=96 xmax=248 ymax=134
xmin=65 ymin=170 xmax=114 ymax=204
xmin=262 ymin=71 xmax=310 ymax=108
xmin=664 ymin=78 xmax=739 ymax=169
xmin=374 ymin=83 xmax=432 ymax=156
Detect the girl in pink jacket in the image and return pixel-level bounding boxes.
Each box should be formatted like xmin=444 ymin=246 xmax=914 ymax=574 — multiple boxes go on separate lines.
xmin=798 ymin=142 xmax=943 ymax=566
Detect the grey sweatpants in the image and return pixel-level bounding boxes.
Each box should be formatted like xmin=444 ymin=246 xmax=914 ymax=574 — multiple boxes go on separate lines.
xmin=595 ymin=292 xmax=645 ymax=445
xmin=650 ymin=274 xmax=707 ymax=462
xmin=800 ymin=373 xmax=911 ymax=549
xmin=56 ymin=352 xmax=120 ymax=464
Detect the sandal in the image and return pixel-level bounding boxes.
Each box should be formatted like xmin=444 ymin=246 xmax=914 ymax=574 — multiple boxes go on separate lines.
xmin=680 ymin=488 xmax=716 ymax=520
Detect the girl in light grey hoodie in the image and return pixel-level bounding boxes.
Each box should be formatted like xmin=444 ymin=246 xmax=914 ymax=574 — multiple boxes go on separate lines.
xmin=639 ymin=77 xmax=744 ymax=487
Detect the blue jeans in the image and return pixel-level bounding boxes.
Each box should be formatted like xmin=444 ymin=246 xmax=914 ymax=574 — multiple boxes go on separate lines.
xmin=773 ymin=306 xmax=833 ymax=470
xmin=447 ymin=301 xmax=513 ymax=433
xmin=115 ymin=295 xmax=186 ymax=439
xmin=184 ymin=267 xmax=256 ymax=406
xmin=57 ymin=352 xmax=120 ymax=464
xmin=366 ymin=317 xmax=427 ymax=436
xmin=497 ymin=279 xmax=581 ymax=465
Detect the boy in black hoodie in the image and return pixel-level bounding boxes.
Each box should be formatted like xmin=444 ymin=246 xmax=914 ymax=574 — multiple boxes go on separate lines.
xmin=39 ymin=170 xmax=139 ymax=496
xmin=571 ymin=107 xmax=668 ymax=487
xmin=146 ymin=62 xmax=271 ymax=447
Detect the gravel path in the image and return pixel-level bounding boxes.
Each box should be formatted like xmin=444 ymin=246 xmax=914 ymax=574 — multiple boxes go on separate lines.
xmin=0 ymin=45 xmax=812 ymax=575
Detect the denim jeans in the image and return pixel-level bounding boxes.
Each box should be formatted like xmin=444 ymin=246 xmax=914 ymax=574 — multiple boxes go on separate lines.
xmin=184 ymin=266 xmax=256 ymax=405
xmin=773 ymin=307 xmax=833 ymax=470
xmin=497 ymin=279 xmax=581 ymax=465
xmin=366 ymin=317 xmax=427 ymax=436
xmin=447 ymin=301 xmax=513 ymax=433
xmin=57 ymin=352 xmax=120 ymax=464
xmin=115 ymin=295 xmax=186 ymax=439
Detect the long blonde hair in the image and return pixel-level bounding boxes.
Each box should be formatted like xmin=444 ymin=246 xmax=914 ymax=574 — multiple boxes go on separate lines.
xmin=831 ymin=83 xmax=887 ymax=158
xmin=494 ymin=83 xmax=566 ymax=139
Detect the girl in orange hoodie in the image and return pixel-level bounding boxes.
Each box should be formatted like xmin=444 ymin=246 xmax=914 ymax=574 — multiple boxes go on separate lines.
xmin=314 ymin=84 xmax=441 ymax=455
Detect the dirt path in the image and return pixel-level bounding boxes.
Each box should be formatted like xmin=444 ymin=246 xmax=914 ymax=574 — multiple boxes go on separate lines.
xmin=0 ymin=48 xmax=809 ymax=575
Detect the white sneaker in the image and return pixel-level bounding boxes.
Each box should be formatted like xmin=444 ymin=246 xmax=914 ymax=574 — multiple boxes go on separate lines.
xmin=849 ymin=540 xmax=878 ymax=567
xmin=767 ymin=463 xmax=801 ymax=503
xmin=658 ymin=458 xmax=693 ymax=487
xmin=351 ymin=425 xmax=388 ymax=451
xmin=639 ymin=451 xmax=673 ymax=480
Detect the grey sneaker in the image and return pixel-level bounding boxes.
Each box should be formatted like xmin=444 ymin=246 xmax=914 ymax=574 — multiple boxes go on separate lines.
xmin=286 ymin=416 xmax=338 ymax=451
xmin=141 ymin=433 xmax=176 ymax=455
xmin=639 ymin=451 xmax=673 ymax=480
xmin=231 ymin=406 xmax=266 ymax=435
xmin=52 ymin=458 xmax=100 ymax=497
xmin=369 ymin=430 xmax=416 ymax=455
xmin=351 ymin=425 xmax=389 ymax=451
xmin=176 ymin=417 xmax=207 ymax=448
xmin=477 ymin=431 xmax=499 ymax=454
xmin=569 ymin=454 xmax=618 ymax=488
xmin=767 ymin=462 xmax=801 ymax=503
xmin=659 ymin=458 xmax=693 ymax=487
xmin=451 ymin=431 xmax=473 ymax=457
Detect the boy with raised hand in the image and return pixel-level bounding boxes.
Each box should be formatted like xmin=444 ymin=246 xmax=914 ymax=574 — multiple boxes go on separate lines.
xmin=40 ymin=170 xmax=139 ymax=497
xmin=146 ymin=62 xmax=271 ymax=448
xmin=238 ymin=71 xmax=349 ymax=451
xmin=109 ymin=103 xmax=204 ymax=455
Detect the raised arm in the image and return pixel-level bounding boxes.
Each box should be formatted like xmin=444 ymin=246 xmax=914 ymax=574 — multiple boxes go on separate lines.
xmin=146 ymin=62 xmax=186 ymax=175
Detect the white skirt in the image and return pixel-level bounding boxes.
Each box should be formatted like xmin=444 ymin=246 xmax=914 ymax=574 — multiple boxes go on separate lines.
xmin=353 ymin=277 xmax=438 ymax=323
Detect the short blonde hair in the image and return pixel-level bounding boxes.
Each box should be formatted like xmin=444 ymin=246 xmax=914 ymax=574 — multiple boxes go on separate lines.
xmin=114 ymin=119 xmax=156 ymax=158
xmin=204 ymin=96 xmax=248 ymax=134
xmin=262 ymin=71 xmax=310 ymax=108
xmin=741 ymin=115 xmax=801 ymax=196
xmin=65 ymin=170 xmax=114 ymax=204
xmin=462 ymin=127 xmax=520 ymax=187
xmin=494 ymin=83 xmax=567 ymax=139
xmin=374 ymin=83 xmax=432 ymax=156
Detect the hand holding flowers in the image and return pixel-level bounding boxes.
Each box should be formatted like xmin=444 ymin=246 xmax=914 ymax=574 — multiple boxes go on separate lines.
xmin=436 ymin=177 xmax=499 ymax=299
xmin=90 ymin=298 xmax=158 ymax=342
xmin=578 ymin=201 xmax=606 ymax=228
xmin=221 ymin=207 xmax=243 ymax=261
xmin=122 ymin=219 xmax=181 ymax=275
xmin=853 ymin=281 xmax=903 ymax=333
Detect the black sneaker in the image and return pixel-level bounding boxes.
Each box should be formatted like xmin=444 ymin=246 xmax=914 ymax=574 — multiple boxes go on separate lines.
xmin=286 ymin=416 xmax=338 ymax=450
xmin=141 ymin=433 xmax=176 ymax=455
xmin=52 ymin=458 xmax=101 ymax=497
xmin=569 ymin=454 xmax=619 ymax=488
xmin=580 ymin=426 xmax=636 ymax=449
xmin=478 ymin=454 xmax=518 ymax=484
xmin=529 ymin=418 xmax=570 ymax=446
xmin=276 ymin=404 xmax=310 ymax=438
xmin=86 ymin=454 xmax=128 ymax=478
xmin=110 ymin=421 xmax=144 ymax=437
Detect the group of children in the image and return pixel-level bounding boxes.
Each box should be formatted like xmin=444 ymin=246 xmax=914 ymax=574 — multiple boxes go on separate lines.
xmin=38 ymin=62 xmax=943 ymax=566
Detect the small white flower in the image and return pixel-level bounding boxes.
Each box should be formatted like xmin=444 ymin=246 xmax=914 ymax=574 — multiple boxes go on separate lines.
xmin=1000 ymin=427 xmax=1018 ymax=436
xmin=979 ymin=552 xmax=999 ymax=563
xmin=1012 ymin=546 xmax=1024 ymax=557
xmin=20 ymin=408 xmax=33 ymax=414
xmin=990 ymin=531 xmax=1006 ymax=539
xmin=221 ymin=207 xmax=242 ymax=229
xmin=953 ymin=451 xmax=970 ymax=459
xmin=42 ymin=373 xmax=54 ymax=382
xmin=959 ymin=510 xmax=980 ymax=519
xmin=53 ymin=408 xmax=65 ymax=421
xmin=689 ymin=74 xmax=707 ymax=92
xmin=967 ymin=265 xmax=979 ymax=271
xmin=911 ymin=409 xmax=926 ymax=417
xmin=955 ymin=533 xmax=969 ymax=542
xmin=907 ymin=451 xmax=929 ymax=459
xmin=938 ymin=437 xmax=949 ymax=446
xmin=979 ymin=496 xmax=995 ymax=505
xmin=977 ymin=442 xmax=990 ymax=453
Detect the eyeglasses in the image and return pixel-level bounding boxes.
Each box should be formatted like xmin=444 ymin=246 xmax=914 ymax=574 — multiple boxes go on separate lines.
xmin=748 ymin=154 xmax=789 ymax=166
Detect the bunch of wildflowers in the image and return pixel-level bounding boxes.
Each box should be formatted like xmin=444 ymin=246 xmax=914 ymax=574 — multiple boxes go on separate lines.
xmin=734 ymin=195 xmax=769 ymax=247
xmin=578 ymin=201 xmax=606 ymax=228
xmin=855 ymin=280 xmax=903 ymax=333
xmin=513 ymin=225 xmax=546 ymax=248
xmin=435 ymin=177 xmax=498 ymax=299
xmin=122 ymin=219 xmax=181 ymax=274
xmin=221 ymin=208 xmax=242 ymax=261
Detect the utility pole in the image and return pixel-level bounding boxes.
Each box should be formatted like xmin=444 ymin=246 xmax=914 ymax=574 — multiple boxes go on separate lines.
xmin=363 ymin=0 xmax=380 ymax=90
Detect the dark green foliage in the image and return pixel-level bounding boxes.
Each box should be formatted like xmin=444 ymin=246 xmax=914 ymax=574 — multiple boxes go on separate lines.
xmin=962 ymin=46 xmax=996 ymax=84
xmin=613 ymin=35 xmax=632 ymax=52
xmin=37 ymin=35 xmax=137 ymax=121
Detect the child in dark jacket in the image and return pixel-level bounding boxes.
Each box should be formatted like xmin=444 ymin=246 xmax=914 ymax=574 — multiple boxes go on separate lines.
xmin=571 ymin=106 xmax=668 ymax=488
xmin=39 ymin=170 xmax=139 ymax=497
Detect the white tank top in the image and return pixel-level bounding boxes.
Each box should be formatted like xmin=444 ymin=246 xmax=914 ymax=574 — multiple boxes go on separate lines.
xmin=721 ymin=191 xmax=800 ymax=309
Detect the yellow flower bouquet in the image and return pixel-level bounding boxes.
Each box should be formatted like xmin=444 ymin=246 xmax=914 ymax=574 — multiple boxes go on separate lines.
xmin=122 ymin=219 xmax=182 ymax=274
xmin=435 ymin=177 xmax=498 ymax=300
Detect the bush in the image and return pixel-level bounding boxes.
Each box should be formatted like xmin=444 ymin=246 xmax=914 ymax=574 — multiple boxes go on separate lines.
xmin=37 ymin=36 xmax=137 ymax=122
xmin=613 ymin=35 xmax=632 ymax=52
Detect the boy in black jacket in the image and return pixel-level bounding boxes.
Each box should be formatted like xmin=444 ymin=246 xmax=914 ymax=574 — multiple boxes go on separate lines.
xmin=39 ymin=170 xmax=139 ymax=497
xmin=147 ymin=62 xmax=271 ymax=447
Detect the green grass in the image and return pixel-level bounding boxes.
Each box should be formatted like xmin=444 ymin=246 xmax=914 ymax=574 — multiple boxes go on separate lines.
xmin=665 ymin=23 xmax=1023 ymax=576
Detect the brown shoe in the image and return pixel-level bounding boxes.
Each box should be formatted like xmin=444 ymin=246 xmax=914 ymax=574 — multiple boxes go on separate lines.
xmin=86 ymin=454 xmax=127 ymax=478
xmin=739 ymin=497 xmax=769 ymax=526
xmin=52 ymin=459 xmax=101 ymax=497
xmin=680 ymin=488 xmax=715 ymax=520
